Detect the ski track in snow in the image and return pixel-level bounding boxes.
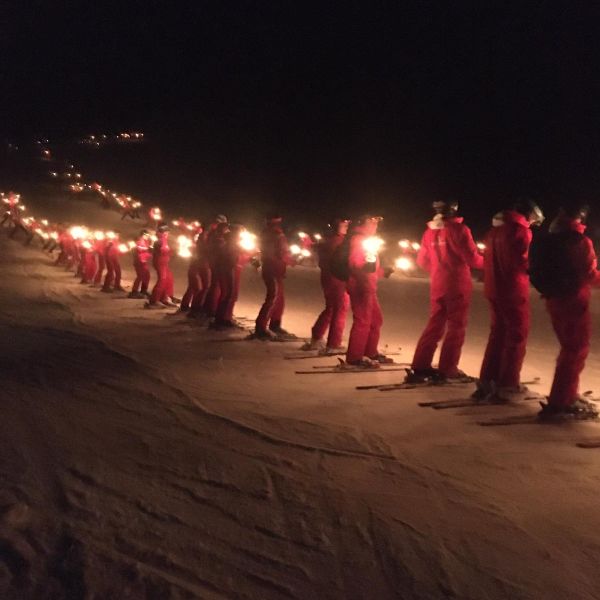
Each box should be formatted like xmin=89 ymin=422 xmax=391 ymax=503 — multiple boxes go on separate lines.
xmin=2 ymin=192 xmax=600 ymax=599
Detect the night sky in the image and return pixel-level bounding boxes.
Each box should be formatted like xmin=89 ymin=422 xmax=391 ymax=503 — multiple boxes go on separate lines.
xmin=2 ymin=2 xmax=600 ymax=234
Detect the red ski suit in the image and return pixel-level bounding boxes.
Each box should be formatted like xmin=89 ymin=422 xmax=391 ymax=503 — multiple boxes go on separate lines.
xmin=311 ymin=233 xmax=350 ymax=348
xmin=545 ymin=218 xmax=600 ymax=407
xmin=479 ymin=210 xmax=532 ymax=388
xmin=102 ymin=241 xmax=122 ymax=290
xmin=346 ymin=228 xmax=384 ymax=364
xmin=132 ymin=236 xmax=152 ymax=293
xmin=181 ymin=236 xmax=211 ymax=312
xmin=149 ymin=234 xmax=174 ymax=303
xmin=203 ymin=226 xmax=228 ymax=316
xmin=93 ymin=238 xmax=106 ymax=285
xmin=215 ymin=235 xmax=251 ymax=323
xmin=81 ymin=243 xmax=97 ymax=283
xmin=412 ymin=216 xmax=483 ymax=376
xmin=255 ymin=225 xmax=292 ymax=332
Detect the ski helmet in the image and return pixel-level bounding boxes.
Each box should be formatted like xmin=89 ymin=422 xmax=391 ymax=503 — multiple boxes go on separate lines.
xmin=157 ymin=223 xmax=170 ymax=233
xmin=512 ymin=198 xmax=544 ymax=226
xmin=356 ymin=214 xmax=383 ymax=225
xmin=215 ymin=214 xmax=228 ymax=224
xmin=560 ymin=203 xmax=590 ymax=223
xmin=432 ymin=200 xmax=459 ymax=216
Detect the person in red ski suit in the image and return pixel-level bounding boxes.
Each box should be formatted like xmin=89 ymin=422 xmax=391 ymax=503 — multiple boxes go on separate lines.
xmin=80 ymin=239 xmax=97 ymax=284
xmin=536 ymin=205 xmax=600 ymax=418
xmin=255 ymin=214 xmax=294 ymax=338
xmin=185 ymin=229 xmax=213 ymax=317
xmin=146 ymin=225 xmax=176 ymax=308
xmin=303 ymin=218 xmax=351 ymax=353
xmin=408 ymin=201 xmax=483 ymax=382
xmin=345 ymin=215 xmax=391 ymax=366
xmin=202 ymin=215 xmax=229 ymax=317
xmin=92 ymin=233 xmax=107 ymax=285
xmin=101 ymin=234 xmax=124 ymax=292
xmin=129 ymin=230 xmax=153 ymax=298
xmin=476 ymin=200 xmax=544 ymax=400
xmin=213 ymin=225 xmax=253 ymax=328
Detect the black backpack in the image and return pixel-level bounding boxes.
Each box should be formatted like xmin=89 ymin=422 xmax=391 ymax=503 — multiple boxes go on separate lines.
xmin=529 ymin=230 xmax=586 ymax=298
xmin=329 ymin=234 xmax=354 ymax=282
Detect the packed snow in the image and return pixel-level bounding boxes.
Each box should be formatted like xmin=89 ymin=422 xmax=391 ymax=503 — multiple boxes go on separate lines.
xmin=2 ymin=189 xmax=600 ymax=599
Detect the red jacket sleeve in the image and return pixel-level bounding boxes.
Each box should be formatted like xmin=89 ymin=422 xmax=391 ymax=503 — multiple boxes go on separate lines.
xmin=416 ymin=231 xmax=431 ymax=272
xmin=458 ymin=225 xmax=484 ymax=270
xmin=576 ymin=236 xmax=600 ymax=287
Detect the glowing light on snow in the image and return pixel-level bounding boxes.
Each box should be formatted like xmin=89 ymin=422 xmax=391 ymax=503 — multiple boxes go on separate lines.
xmin=395 ymin=256 xmax=415 ymax=271
xmin=177 ymin=235 xmax=193 ymax=258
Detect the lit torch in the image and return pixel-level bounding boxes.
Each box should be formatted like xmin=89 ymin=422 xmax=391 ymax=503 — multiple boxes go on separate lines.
xmin=177 ymin=235 xmax=193 ymax=258
xmin=362 ymin=236 xmax=384 ymax=263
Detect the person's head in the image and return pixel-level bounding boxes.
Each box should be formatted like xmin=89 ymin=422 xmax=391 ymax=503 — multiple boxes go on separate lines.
xmin=140 ymin=229 xmax=150 ymax=239
xmin=330 ymin=217 xmax=351 ymax=236
xmin=512 ymin=198 xmax=545 ymax=226
xmin=356 ymin=214 xmax=382 ymax=236
xmin=432 ymin=200 xmax=459 ymax=218
xmin=216 ymin=221 xmax=230 ymax=235
xmin=215 ymin=214 xmax=228 ymax=224
xmin=559 ymin=203 xmax=590 ymax=223
xmin=266 ymin=213 xmax=283 ymax=228
xmin=157 ymin=223 xmax=170 ymax=235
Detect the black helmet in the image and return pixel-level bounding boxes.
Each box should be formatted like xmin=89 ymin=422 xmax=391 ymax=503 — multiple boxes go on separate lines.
xmin=266 ymin=212 xmax=283 ymax=223
xmin=560 ymin=203 xmax=590 ymax=222
xmin=140 ymin=229 xmax=150 ymax=236
xmin=356 ymin=214 xmax=383 ymax=225
xmin=512 ymin=198 xmax=544 ymax=226
xmin=328 ymin=216 xmax=351 ymax=228
xmin=432 ymin=200 xmax=459 ymax=216
xmin=157 ymin=223 xmax=170 ymax=233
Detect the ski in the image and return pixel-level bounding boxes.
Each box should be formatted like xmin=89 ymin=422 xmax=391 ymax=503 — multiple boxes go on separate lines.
xmin=576 ymin=440 xmax=600 ymax=449
xmin=295 ymin=366 xmax=408 ymax=374
xmin=284 ymin=351 xmax=402 ymax=361
xmin=356 ymin=377 xmax=474 ymax=391
xmin=419 ymin=394 xmax=543 ymax=410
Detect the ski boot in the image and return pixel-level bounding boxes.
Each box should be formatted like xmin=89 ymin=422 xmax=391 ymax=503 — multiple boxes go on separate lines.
xmin=269 ymin=324 xmax=297 ymax=340
xmin=248 ymin=329 xmax=277 ymax=341
xmin=369 ymin=353 xmax=395 ymax=365
xmin=300 ymin=338 xmax=325 ymax=352
xmin=161 ymin=298 xmax=178 ymax=308
xmin=144 ymin=301 xmax=166 ymax=310
xmin=538 ymin=397 xmax=599 ymax=421
xmin=471 ymin=379 xmax=494 ymax=401
xmin=320 ymin=345 xmax=347 ymax=356
xmin=100 ymin=286 xmax=113 ymax=293
xmin=444 ymin=369 xmax=476 ymax=384
xmin=341 ymin=356 xmax=380 ymax=370
xmin=127 ymin=291 xmax=146 ymax=299
xmin=404 ymin=367 xmax=444 ymax=384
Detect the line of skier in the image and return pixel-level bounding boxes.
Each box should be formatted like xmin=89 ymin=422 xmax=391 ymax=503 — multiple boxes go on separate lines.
xmin=3 ymin=189 xmax=599 ymax=420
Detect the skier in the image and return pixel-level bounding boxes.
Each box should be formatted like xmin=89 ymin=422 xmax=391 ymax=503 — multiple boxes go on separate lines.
xmin=475 ymin=199 xmax=544 ymax=401
xmin=345 ymin=214 xmax=392 ymax=367
xmin=530 ymin=205 xmax=600 ymax=419
xmin=92 ymin=231 xmax=107 ymax=286
xmin=254 ymin=214 xmax=295 ymax=339
xmin=128 ymin=229 xmax=153 ymax=298
xmin=202 ymin=215 xmax=229 ymax=317
xmin=80 ymin=237 xmax=97 ymax=284
xmin=407 ymin=200 xmax=483 ymax=382
xmin=302 ymin=217 xmax=351 ymax=353
xmin=101 ymin=232 xmax=125 ymax=293
xmin=146 ymin=224 xmax=177 ymax=308
xmin=186 ymin=227 xmax=212 ymax=318
xmin=212 ymin=224 xmax=254 ymax=328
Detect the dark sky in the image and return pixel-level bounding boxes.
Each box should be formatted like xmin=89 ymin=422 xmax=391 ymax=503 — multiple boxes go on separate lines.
xmin=2 ymin=2 xmax=600 ymax=232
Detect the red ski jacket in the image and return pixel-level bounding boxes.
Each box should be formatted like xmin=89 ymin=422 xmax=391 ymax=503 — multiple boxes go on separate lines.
xmin=549 ymin=217 xmax=600 ymax=297
xmin=417 ymin=216 xmax=483 ymax=298
xmin=317 ymin=233 xmax=345 ymax=274
xmin=152 ymin=233 xmax=171 ymax=269
xmin=260 ymin=225 xmax=292 ymax=278
xmin=348 ymin=227 xmax=382 ymax=292
xmin=134 ymin=236 xmax=152 ymax=264
xmin=483 ymin=210 xmax=532 ymax=300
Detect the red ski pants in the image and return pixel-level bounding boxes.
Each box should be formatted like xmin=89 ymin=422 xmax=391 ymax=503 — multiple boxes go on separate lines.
xmin=412 ymin=292 xmax=471 ymax=376
xmin=182 ymin=263 xmax=210 ymax=310
xmin=103 ymin=257 xmax=122 ymax=290
xmin=93 ymin=254 xmax=105 ymax=285
xmin=132 ymin=261 xmax=151 ymax=293
xmin=150 ymin=265 xmax=174 ymax=304
xmin=255 ymin=273 xmax=284 ymax=331
xmin=546 ymin=293 xmax=591 ymax=407
xmin=346 ymin=283 xmax=383 ymax=363
xmin=216 ymin=266 xmax=242 ymax=323
xmin=203 ymin=271 xmax=222 ymax=317
xmin=81 ymin=252 xmax=97 ymax=283
xmin=311 ymin=273 xmax=349 ymax=348
xmin=479 ymin=297 xmax=529 ymax=388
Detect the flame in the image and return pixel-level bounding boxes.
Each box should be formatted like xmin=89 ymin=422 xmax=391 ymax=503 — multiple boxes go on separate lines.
xmin=118 ymin=243 xmax=129 ymax=253
xmin=398 ymin=239 xmax=410 ymax=249
xmin=176 ymin=235 xmax=193 ymax=258
xmin=362 ymin=236 xmax=384 ymax=255
xmin=290 ymin=244 xmax=301 ymax=255
xmin=69 ymin=226 xmax=88 ymax=240
xmin=411 ymin=242 xmax=421 ymax=251
xmin=395 ymin=256 xmax=415 ymax=271
xmin=313 ymin=233 xmax=322 ymax=241
xmin=477 ymin=242 xmax=486 ymax=251
xmin=239 ymin=230 xmax=257 ymax=252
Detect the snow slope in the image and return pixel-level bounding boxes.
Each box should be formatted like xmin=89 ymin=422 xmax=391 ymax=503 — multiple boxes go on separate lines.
xmin=2 ymin=190 xmax=600 ymax=599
